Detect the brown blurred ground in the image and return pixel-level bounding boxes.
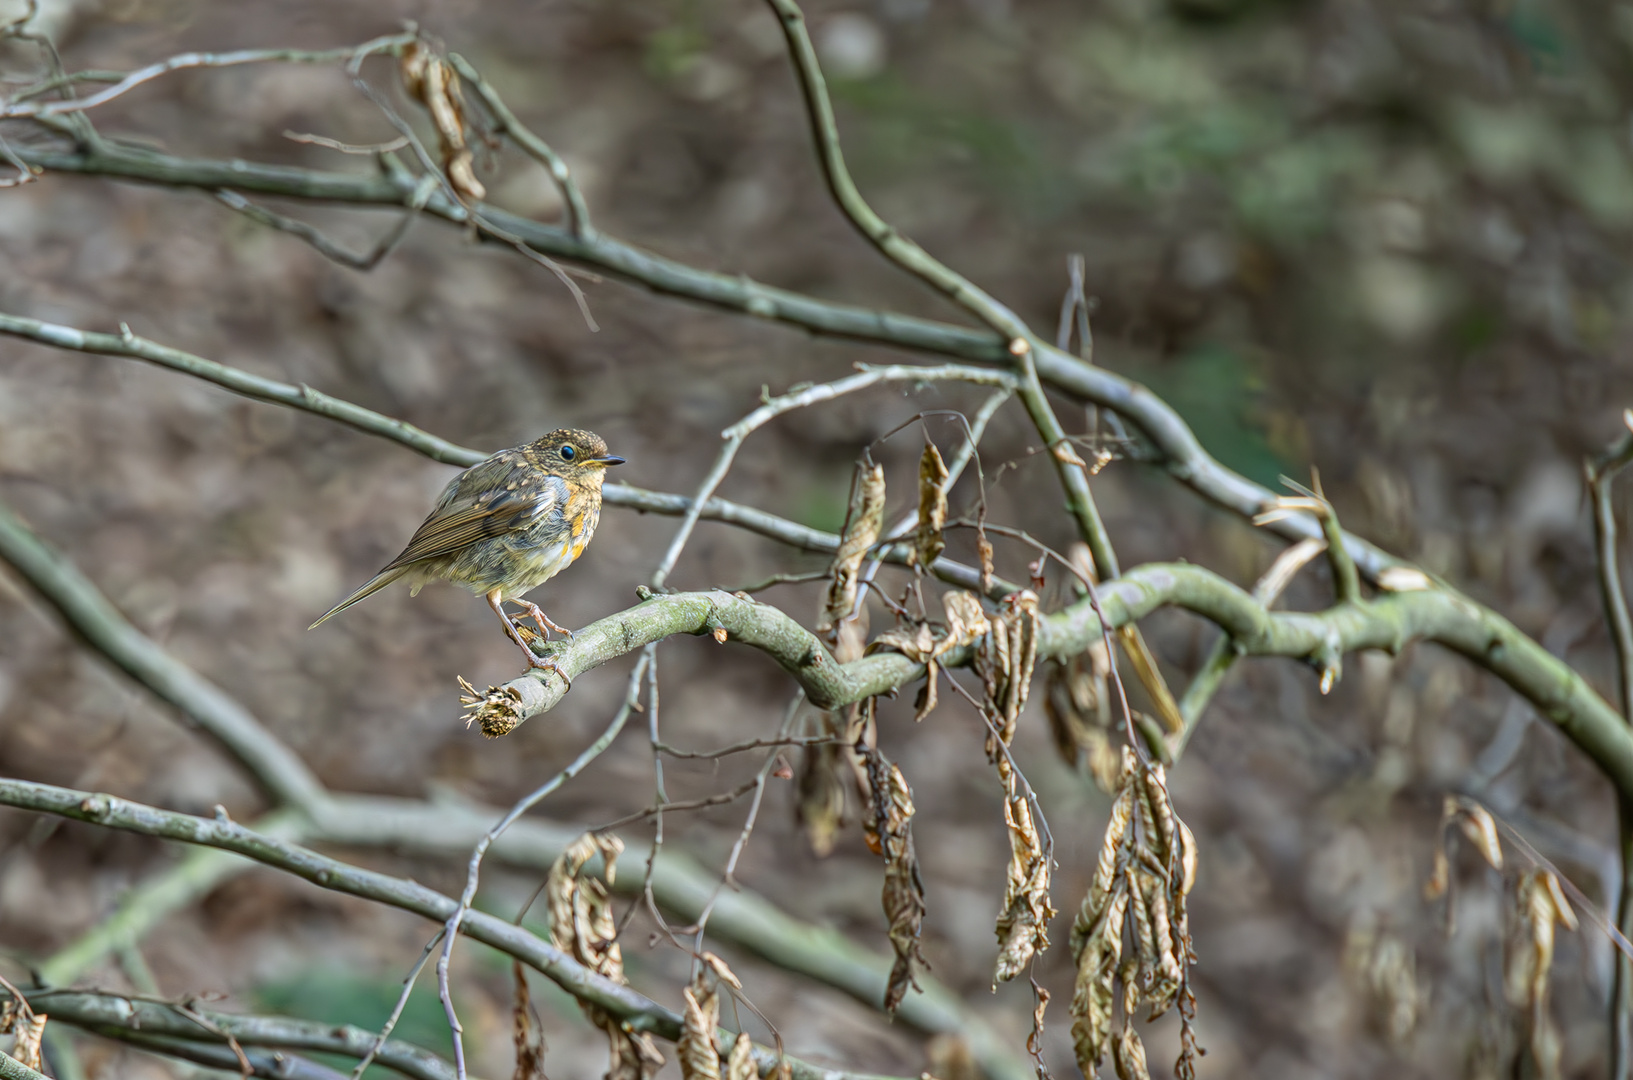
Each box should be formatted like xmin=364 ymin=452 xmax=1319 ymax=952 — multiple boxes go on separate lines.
xmin=2 ymin=0 xmax=1632 ymax=1076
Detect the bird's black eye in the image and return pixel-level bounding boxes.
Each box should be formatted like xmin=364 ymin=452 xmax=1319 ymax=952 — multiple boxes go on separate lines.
xmin=559 ymin=444 xmax=576 ymax=461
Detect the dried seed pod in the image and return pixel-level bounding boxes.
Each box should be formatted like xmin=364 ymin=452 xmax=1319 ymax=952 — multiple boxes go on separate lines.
xmin=915 ymin=441 xmax=949 ymax=569
xmin=399 ymin=40 xmax=486 ymax=201
xmin=977 ymin=525 xmax=995 ymax=593
xmin=818 ymin=461 xmax=886 ymax=635
xmin=1451 ymin=797 xmax=1504 ymax=870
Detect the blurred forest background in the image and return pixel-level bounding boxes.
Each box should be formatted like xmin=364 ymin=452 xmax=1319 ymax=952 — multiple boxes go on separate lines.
xmin=2 ymin=0 xmax=1632 ymax=1077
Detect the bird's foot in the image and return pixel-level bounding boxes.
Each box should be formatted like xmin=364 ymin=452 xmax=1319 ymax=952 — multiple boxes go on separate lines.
xmin=525 ymin=651 xmax=572 ymax=689
xmin=516 ymin=600 xmax=573 ymax=641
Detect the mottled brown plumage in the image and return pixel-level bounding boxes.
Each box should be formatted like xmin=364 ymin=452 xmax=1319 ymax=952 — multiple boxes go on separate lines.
xmin=311 ymin=428 xmax=624 ymax=672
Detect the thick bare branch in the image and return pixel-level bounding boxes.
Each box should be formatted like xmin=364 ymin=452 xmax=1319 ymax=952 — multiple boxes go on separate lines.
xmin=0 ymin=778 xmax=905 ymax=1080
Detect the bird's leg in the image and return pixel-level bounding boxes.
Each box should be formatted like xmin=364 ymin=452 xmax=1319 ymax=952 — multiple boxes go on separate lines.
xmin=513 ymin=598 xmax=574 ymax=642
xmin=487 ymin=589 xmax=564 ymax=679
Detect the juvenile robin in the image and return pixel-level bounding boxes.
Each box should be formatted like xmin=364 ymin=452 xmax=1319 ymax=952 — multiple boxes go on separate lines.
xmin=310 ymin=428 xmax=624 ymax=673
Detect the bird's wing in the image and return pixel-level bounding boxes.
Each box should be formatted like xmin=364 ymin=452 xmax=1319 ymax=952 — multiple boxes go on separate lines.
xmin=381 ymin=450 xmax=563 ymax=570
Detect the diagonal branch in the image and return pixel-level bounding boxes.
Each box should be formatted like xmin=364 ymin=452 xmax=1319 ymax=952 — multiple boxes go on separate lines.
xmin=0 ymin=311 xmax=1005 ymax=596
xmin=0 ymin=778 xmax=905 ymax=1080
xmin=5 ymin=136 xmax=1421 ymax=579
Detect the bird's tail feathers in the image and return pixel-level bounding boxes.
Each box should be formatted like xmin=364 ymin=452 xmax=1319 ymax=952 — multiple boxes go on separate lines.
xmin=308 ymin=567 xmax=409 ymax=629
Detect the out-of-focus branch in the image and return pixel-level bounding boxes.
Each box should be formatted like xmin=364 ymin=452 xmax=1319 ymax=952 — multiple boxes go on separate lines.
xmin=101 ymin=1034 xmax=351 ymax=1080
xmin=1587 ymin=413 xmax=1633 ymax=1080
xmin=0 ymin=778 xmax=904 ymax=1080
xmin=0 ymin=312 xmax=1006 ymax=596
xmin=0 ymin=498 xmax=327 ymax=811
xmin=0 ymin=38 xmax=414 ymax=120
xmin=14 ymin=989 xmax=458 ymax=1080
xmin=38 ymin=811 xmax=304 ymax=987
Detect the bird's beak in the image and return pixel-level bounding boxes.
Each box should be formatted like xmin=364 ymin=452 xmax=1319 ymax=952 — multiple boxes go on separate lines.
xmin=590 ymin=454 xmax=626 ymax=467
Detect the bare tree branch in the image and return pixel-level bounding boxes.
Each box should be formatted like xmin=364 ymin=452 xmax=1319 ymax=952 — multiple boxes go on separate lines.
xmin=0 ymin=311 xmax=1005 ymax=596
xmin=13 ymin=988 xmax=459 ymax=1080
xmin=0 ymin=778 xmax=906 ymax=1080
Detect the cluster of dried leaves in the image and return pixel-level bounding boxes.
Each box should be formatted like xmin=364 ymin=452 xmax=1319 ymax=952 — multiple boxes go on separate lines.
xmin=0 ymin=981 xmax=46 ymax=1073
xmin=1069 ymin=747 xmax=1200 ymax=1080
xmin=399 ymin=39 xmax=486 ymax=201
xmin=678 ymin=954 xmax=756 ymax=1080
xmin=1424 ymin=796 xmax=1581 ymax=1080
xmin=544 ymin=833 xmax=664 ymax=1080
xmin=973 ymin=593 xmax=1058 ymax=986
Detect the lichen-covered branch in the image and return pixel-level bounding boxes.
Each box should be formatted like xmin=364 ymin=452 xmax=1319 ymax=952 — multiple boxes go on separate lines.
xmin=473 ymin=571 xmax=1633 ymax=804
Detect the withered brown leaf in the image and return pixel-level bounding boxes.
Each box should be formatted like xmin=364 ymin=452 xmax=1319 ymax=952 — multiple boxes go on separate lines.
xmin=818 ymin=461 xmax=886 ymax=635
xmin=914 ymin=441 xmax=949 ymax=569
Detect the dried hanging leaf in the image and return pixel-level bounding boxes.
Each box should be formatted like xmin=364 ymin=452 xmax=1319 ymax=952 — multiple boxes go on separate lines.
xmin=976 ymin=591 xmax=1040 ymax=762
xmin=1116 ymin=624 xmax=1183 ymax=738
xmin=399 ymin=41 xmax=486 ymax=201
xmin=977 ymin=525 xmax=995 ymax=594
xmin=724 ymin=1033 xmax=755 ymax=1080
xmin=818 ymin=461 xmax=886 ymax=635
xmin=679 ymin=982 xmax=722 ymax=1080
xmin=512 ymin=961 xmax=549 ymax=1080
xmin=545 ymin=834 xmax=663 ymax=1079
xmin=1070 ymin=885 xmax=1128 ymax=1074
xmin=1506 ymin=870 xmax=1575 ymax=1080
xmin=1111 ymin=1024 xmax=1152 ymax=1080
xmin=797 ymin=733 xmax=848 ymax=857
xmin=1453 ymin=801 xmax=1504 ymax=871
xmin=914 ymin=441 xmax=949 ymax=569
xmin=993 ymin=784 xmax=1055 ymax=982
xmin=863 ymin=746 xmax=927 ymax=1012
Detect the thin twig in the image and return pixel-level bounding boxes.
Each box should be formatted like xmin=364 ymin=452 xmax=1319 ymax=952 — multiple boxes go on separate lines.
xmin=434 ymin=652 xmax=651 ymax=1080
xmin=650 ymin=362 xmax=1016 ymax=589
xmin=1172 ymin=536 xmax=1327 ymax=760
xmin=1 ymin=37 xmax=415 ymax=120
xmin=1587 ymin=411 xmax=1633 ymax=1080
xmin=0 ymin=309 xmax=1001 ymax=593
xmin=214 ymin=180 xmax=430 ymax=271
xmin=350 ymin=931 xmax=444 ymax=1080
xmin=446 ymin=53 xmax=592 ymax=239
